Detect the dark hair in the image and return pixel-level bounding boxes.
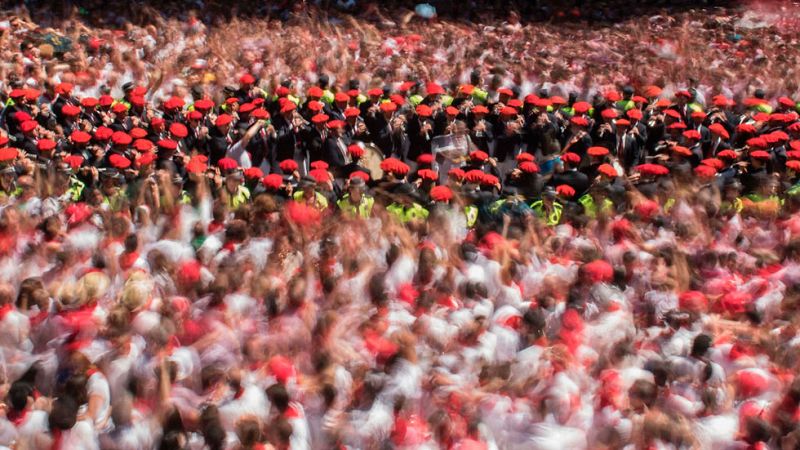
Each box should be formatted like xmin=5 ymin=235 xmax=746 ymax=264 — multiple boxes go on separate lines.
xmin=7 ymin=381 xmax=32 ymax=411
xmin=49 ymin=396 xmax=79 ymax=431
xmin=267 ymin=383 xmax=290 ymax=413
xmin=124 ymin=233 xmax=138 ymax=252
xmin=691 ymin=334 xmax=713 ymax=359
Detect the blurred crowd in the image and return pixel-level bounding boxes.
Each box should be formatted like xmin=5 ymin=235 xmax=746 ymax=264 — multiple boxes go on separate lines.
xmin=2 ymin=2 xmax=800 ymax=450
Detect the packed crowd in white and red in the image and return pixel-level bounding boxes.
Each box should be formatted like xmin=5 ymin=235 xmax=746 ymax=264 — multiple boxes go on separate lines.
xmin=2 ymin=1 xmax=800 ymax=449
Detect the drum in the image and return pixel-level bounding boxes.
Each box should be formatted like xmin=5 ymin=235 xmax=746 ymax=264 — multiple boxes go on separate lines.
xmin=361 ymin=143 xmax=385 ymax=179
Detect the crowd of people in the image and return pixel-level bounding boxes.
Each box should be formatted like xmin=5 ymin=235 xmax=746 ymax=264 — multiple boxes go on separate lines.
xmin=2 ymin=2 xmax=800 ymax=450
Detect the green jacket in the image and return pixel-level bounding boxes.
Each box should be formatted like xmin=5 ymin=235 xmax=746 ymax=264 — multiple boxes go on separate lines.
xmin=530 ymin=200 xmax=563 ymax=226
xmin=387 ymin=202 xmax=429 ymax=223
xmin=337 ymin=194 xmax=375 ymax=219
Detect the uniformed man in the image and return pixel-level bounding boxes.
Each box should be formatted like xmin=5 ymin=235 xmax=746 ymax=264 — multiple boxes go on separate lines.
xmin=337 ymin=177 xmax=374 ymax=219
xmin=386 ymin=183 xmax=429 ymax=223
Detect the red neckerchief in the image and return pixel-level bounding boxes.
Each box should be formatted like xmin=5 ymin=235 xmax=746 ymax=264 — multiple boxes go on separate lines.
xmin=30 ymin=309 xmax=49 ymax=327
xmin=8 ymin=408 xmax=29 ymax=426
xmin=50 ymin=428 xmax=63 ymax=450
xmin=119 ymin=251 xmax=139 ymax=270
xmin=0 ymin=303 xmax=13 ymax=321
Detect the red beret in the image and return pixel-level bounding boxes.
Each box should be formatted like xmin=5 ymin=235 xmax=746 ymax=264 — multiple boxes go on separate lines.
xmin=37 ymin=138 xmax=56 ymax=152
xmin=587 ymin=146 xmax=610 ymax=157
xmin=94 ymin=126 xmax=113 ymax=141
xmin=309 ymin=168 xmax=330 ymax=183
xmin=507 ymin=99 xmax=523 ymax=109
xmin=664 ymin=109 xmax=682 ymax=120
xmin=626 ymin=109 xmax=643 ymax=120
xmin=186 ymin=110 xmax=203 ymax=120
xmin=133 ymin=139 xmax=154 ymax=152
xmin=426 ymin=82 xmax=445 ymax=95
xmin=367 ymin=88 xmax=383 ymax=97
xmin=379 ymin=157 xmax=409 ymax=175
xmin=131 ymin=86 xmax=147 ymax=97
xmin=417 ymin=168 xmax=438 ymax=181
xmin=306 ymin=86 xmax=324 ymax=98
xmin=573 ymin=101 xmax=592 ymax=114
xmin=164 ymin=97 xmax=185 ymax=110
xmin=417 ymin=153 xmax=434 ymax=165
xmin=787 ymin=150 xmax=800 ymax=159
xmin=112 ymin=103 xmax=131 ymax=114
xmin=218 ymin=157 xmax=238 ymax=171
xmin=749 ymin=150 xmax=771 ymax=160
xmin=636 ymin=163 xmax=670 ymax=176
xmin=109 ymin=153 xmax=131 ymax=169
xmin=310 ymin=160 xmax=329 ymax=171
xmin=746 ymin=137 xmax=767 ymax=149
xmin=275 ymin=86 xmax=290 ymax=98
xmin=694 ymin=164 xmax=717 ymax=178
xmin=326 ymin=120 xmax=345 ymax=129
xmin=469 ymin=150 xmax=489 ymax=162
xmin=600 ymin=108 xmax=618 ymax=120
xmin=598 ymin=163 xmax=618 ymax=178
xmin=655 ymin=98 xmax=671 ymax=108
xmin=556 ymin=184 xmax=576 ymax=198
xmin=99 ymin=95 xmax=114 ymax=107
xmin=716 ymin=150 xmax=738 ymax=160
xmin=666 ymin=122 xmax=687 ymax=130
xmin=631 ymin=96 xmax=647 ymax=104
xmin=347 ymin=144 xmax=365 ymax=158
xmin=63 ymin=154 xmax=85 ymax=169
xmin=240 ymin=74 xmax=256 ymax=85
xmin=459 ymin=84 xmax=475 ymax=95
xmin=379 ymin=102 xmax=397 ymax=113
xmin=9 ymin=89 xmax=26 ymax=99
xmin=682 ymin=129 xmax=701 ymax=140
xmin=447 ymin=167 xmax=465 ymax=180
xmin=561 ymin=152 xmax=581 ymax=164
xmin=708 ymin=123 xmax=730 ymax=139
xmin=500 ymin=106 xmax=517 ymax=116
xmin=736 ymin=123 xmax=757 ymax=134
xmin=519 ymin=161 xmax=539 ymax=174
xmin=311 ymin=114 xmax=329 ymax=124
xmin=445 ymin=106 xmax=459 ymax=116
xmin=157 ymin=139 xmax=178 ymax=151
xmin=261 ymin=174 xmax=283 ymax=190
xmin=700 ymin=158 xmax=724 ymax=170
xmin=549 ymin=95 xmax=567 ymax=106
xmin=430 ymin=185 xmax=453 ymax=202
xmin=497 ymin=88 xmax=513 ymax=97
xmin=81 ymin=97 xmax=99 ymax=108
xmin=752 ymin=112 xmax=770 ymax=122
xmin=347 ymin=89 xmax=359 ymax=97
xmin=215 ymin=114 xmax=233 ymax=127
xmin=130 ymin=127 xmax=148 ymax=139
xmin=671 ymin=145 xmax=692 ymax=157
xmin=129 ymin=96 xmax=146 ymax=108
xmin=516 ymin=152 xmax=535 ymax=162
xmin=464 ymin=169 xmax=485 ymax=184
xmin=55 ymin=82 xmax=74 ymax=95
xmin=252 ymin=109 xmax=270 ymax=120
xmin=524 ymin=94 xmax=538 ymax=105
xmin=690 ymin=111 xmax=707 ymax=120
xmin=239 ymin=103 xmax=255 ymax=114
xmin=471 ymin=105 xmax=489 ymax=115
xmin=20 ymin=120 xmax=38 ymax=133
xmin=111 ymin=131 xmax=132 ymax=146
xmin=570 ymin=116 xmax=589 ymax=127
xmin=350 ymin=171 xmax=370 ymax=182
xmin=344 ymin=107 xmax=360 ymax=118
xmin=0 ymin=147 xmax=19 ymax=162
xmin=279 ymin=159 xmax=299 ymax=172
xmin=786 ymin=160 xmax=800 ymax=172
xmin=14 ymin=111 xmax=31 ymax=122
xmin=244 ymin=167 xmax=264 ymax=179
xmin=193 ymin=99 xmax=214 ymax=111
xmin=603 ymin=91 xmax=621 ymax=102
xmin=675 ymin=90 xmax=692 ymax=99
xmin=169 ymin=123 xmax=188 ymax=138
xmin=61 ymin=105 xmax=81 ymax=117
xmin=70 ymin=130 xmax=92 ymax=144
xmin=136 ymin=152 xmax=156 ymax=166
xmin=334 ymin=92 xmax=349 ymax=103
xmin=416 ymin=104 xmax=433 ymax=118
xmin=615 ymin=118 xmax=631 ymax=127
